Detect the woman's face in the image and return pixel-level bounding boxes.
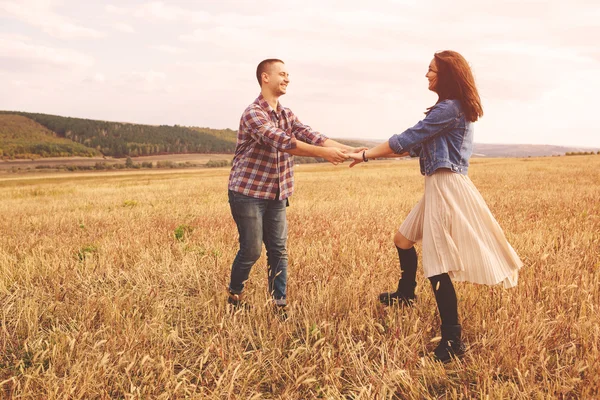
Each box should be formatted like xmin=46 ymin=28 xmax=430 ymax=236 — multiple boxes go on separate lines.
xmin=426 ymin=58 xmax=438 ymax=92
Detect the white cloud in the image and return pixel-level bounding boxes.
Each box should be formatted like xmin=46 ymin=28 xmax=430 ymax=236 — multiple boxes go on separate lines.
xmin=330 ymin=10 xmax=411 ymax=26
xmin=180 ymin=26 xmax=264 ymax=44
xmin=105 ymin=1 xmax=210 ymax=23
xmin=481 ymin=42 xmax=596 ymax=64
xmin=0 ymin=0 xmax=105 ymax=39
xmin=113 ymin=23 xmax=135 ymax=33
xmin=149 ymin=44 xmax=185 ymax=54
xmin=105 ymin=4 xmax=127 ymax=15
xmin=0 ymin=34 xmax=94 ymax=68
xmin=131 ymin=70 xmax=166 ymax=83
xmin=91 ymin=73 xmax=105 ymax=83
xmin=117 ymin=70 xmax=171 ymax=93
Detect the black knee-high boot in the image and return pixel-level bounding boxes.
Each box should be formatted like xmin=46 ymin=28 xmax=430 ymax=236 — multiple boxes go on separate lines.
xmin=379 ymin=246 xmax=418 ymax=306
xmin=428 ymin=273 xmax=465 ymax=362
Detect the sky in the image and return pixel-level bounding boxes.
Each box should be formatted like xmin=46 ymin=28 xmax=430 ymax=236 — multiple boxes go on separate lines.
xmin=1 ymin=0 xmax=599 ymax=147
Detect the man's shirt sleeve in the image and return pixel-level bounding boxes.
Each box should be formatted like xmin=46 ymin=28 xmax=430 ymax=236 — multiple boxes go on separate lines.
xmin=290 ymin=113 xmax=328 ymax=146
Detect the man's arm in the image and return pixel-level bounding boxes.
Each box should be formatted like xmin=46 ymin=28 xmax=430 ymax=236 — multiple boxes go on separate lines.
xmin=290 ymin=112 xmax=367 ymax=154
xmin=347 ymin=141 xmax=409 ymax=167
xmin=243 ymin=107 xmax=347 ymax=165
xmin=322 ymin=138 xmax=367 ymax=153
xmin=282 ymin=141 xmax=348 ymax=165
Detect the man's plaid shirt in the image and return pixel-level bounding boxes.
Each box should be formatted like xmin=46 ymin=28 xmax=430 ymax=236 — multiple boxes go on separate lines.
xmin=228 ymin=94 xmax=328 ymax=200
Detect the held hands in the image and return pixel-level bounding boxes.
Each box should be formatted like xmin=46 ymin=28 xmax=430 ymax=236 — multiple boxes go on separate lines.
xmin=344 ymin=146 xmax=368 ymax=167
xmin=346 ymin=151 xmax=365 ymax=168
xmin=320 ymin=146 xmax=369 ymax=166
xmin=344 ymin=146 xmax=368 ymax=154
xmin=321 ymin=147 xmax=349 ymax=165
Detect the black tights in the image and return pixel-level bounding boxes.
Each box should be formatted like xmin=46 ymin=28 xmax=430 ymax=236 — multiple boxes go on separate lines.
xmin=397 ymin=246 xmax=459 ymax=325
xmin=428 ymin=273 xmax=459 ymax=325
xmin=396 ymin=246 xmax=417 ymax=294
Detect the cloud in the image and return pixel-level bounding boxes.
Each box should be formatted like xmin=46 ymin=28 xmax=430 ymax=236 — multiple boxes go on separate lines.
xmin=130 ymin=70 xmax=166 ymax=83
xmin=105 ymin=4 xmax=127 ymax=15
xmin=149 ymin=45 xmax=186 ymax=54
xmin=113 ymin=23 xmax=135 ymax=33
xmin=0 ymin=0 xmax=105 ymax=39
xmin=85 ymin=73 xmax=106 ymax=83
xmin=116 ymin=70 xmax=172 ymax=93
xmin=0 ymin=34 xmax=94 ymax=69
xmin=105 ymin=1 xmax=210 ymax=24
xmin=480 ymin=42 xmax=596 ymax=64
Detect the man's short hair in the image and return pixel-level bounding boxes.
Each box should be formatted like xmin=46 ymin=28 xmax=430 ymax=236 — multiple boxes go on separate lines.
xmin=256 ymin=59 xmax=284 ymax=86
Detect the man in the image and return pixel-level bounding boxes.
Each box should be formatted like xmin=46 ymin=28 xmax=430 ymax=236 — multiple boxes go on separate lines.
xmin=227 ymin=58 xmax=363 ymax=315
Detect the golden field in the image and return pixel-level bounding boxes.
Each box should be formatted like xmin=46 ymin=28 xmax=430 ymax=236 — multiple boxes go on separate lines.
xmin=0 ymin=156 xmax=599 ymax=399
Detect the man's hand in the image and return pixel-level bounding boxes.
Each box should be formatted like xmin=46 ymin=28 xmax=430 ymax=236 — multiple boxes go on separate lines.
xmin=346 ymin=152 xmax=364 ymax=168
xmin=320 ymin=147 xmax=349 ymax=165
xmin=343 ymin=146 xmax=368 ymax=154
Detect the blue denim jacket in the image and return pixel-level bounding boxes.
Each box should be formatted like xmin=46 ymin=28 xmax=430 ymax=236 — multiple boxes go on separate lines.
xmin=388 ymin=99 xmax=473 ymax=176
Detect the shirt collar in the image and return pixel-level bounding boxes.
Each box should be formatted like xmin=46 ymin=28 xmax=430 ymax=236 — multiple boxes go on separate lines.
xmin=256 ymin=93 xmax=284 ymax=115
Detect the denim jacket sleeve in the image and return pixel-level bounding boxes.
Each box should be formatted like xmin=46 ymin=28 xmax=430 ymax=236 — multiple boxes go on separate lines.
xmin=408 ymin=145 xmax=421 ymax=158
xmin=388 ymin=100 xmax=461 ymax=154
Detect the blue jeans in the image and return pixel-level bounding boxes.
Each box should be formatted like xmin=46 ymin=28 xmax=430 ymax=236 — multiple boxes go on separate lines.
xmin=228 ymin=190 xmax=288 ymax=305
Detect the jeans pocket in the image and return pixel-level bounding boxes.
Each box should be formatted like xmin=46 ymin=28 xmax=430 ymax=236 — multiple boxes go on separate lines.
xmin=229 ymin=190 xmax=257 ymax=204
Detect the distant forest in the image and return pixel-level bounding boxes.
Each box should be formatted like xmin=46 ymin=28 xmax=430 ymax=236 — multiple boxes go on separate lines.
xmin=0 ymin=113 xmax=100 ymax=159
xmin=1 ymin=111 xmax=237 ymax=157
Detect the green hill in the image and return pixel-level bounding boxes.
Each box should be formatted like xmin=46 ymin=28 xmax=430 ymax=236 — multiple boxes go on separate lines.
xmin=190 ymin=127 xmax=237 ymax=144
xmin=1 ymin=111 xmax=237 ymax=158
xmin=0 ymin=114 xmax=100 ymax=159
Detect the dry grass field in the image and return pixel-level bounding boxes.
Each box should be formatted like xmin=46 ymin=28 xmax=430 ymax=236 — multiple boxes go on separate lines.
xmin=0 ymin=156 xmax=598 ymax=399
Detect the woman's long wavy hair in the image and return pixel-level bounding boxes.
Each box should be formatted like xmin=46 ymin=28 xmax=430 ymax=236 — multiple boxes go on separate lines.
xmin=430 ymin=50 xmax=483 ymax=122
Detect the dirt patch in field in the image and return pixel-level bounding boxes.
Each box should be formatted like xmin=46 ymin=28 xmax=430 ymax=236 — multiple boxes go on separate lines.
xmin=0 ymin=153 xmax=233 ymax=172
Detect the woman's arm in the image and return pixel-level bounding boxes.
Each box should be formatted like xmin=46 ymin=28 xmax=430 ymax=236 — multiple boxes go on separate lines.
xmin=322 ymin=138 xmax=368 ymax=154
xmin=347 ymin=141 xmax=409 ymax=167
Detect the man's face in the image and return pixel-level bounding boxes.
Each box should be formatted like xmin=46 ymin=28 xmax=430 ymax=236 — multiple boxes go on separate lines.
xmin=263 ymin=62 xmax=289 ymax=96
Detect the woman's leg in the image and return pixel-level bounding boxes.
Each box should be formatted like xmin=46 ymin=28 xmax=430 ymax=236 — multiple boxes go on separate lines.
xmin=428 ymin=273 xmax=458 ymax=325
xmin=380 ymin=232 xmax=418 ymax=305
xmin=428 ymin=273 xmax=465 ymax=362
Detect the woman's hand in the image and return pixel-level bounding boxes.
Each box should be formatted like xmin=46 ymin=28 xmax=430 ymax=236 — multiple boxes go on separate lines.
xmin=346 ymin=151 xmax=365 ymax=168
xmin=344 ymin=146 xmax=368 ymax=154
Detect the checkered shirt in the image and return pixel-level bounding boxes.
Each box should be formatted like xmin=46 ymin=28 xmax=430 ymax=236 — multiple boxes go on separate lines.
xmin=228 ymin=93 xmax=328 ymax=200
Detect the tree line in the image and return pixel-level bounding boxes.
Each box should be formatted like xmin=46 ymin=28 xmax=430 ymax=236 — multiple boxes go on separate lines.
xmin=3 ymin=111 xmax=237 ymax=157
xmin=565 ymin=151 xmax=600 ymax=156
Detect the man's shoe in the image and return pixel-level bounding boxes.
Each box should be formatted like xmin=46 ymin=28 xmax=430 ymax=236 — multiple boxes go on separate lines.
xmin=433 ymin=324 xmax=466 ymax=363
xmin=227 ymin=291 xmax=250 ymax=311
xmin=273 ymin=304 xmax=288 ymax=321
xmin=378 ymin=291 xmax=416 ymax=306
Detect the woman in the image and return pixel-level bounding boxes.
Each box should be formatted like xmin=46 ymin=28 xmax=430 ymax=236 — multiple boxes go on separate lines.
xmin=347 ymin=50 xmax=522 ymax=363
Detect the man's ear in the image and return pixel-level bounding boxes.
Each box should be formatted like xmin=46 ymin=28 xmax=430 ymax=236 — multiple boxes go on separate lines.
xmin=262 ymin=72 xmax=269 ymax=84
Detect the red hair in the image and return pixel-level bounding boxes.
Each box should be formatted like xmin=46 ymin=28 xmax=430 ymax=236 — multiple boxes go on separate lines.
xmin=431 ymin=51 xmax=483 ymax=122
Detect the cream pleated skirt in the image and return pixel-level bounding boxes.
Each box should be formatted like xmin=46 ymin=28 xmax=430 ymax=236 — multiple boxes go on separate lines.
xmin=399 ymin=170 xmax=522 ymax=288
